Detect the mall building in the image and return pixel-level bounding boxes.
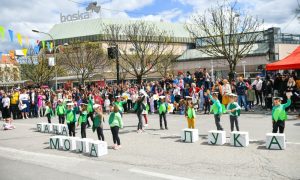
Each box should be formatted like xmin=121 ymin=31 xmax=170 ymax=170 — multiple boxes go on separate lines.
xmin=44 ymin=18 xmax=300 ymax=86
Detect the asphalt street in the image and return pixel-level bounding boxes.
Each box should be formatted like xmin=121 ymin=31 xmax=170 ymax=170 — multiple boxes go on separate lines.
xmin=0 ymin=112 xmax=299 ymax=180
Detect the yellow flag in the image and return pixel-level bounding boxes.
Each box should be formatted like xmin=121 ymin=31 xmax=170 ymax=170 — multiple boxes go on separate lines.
xmin=22 ymin=48 xmax=28 ymax=57
xmin=17 ymin=33 xmax=22 ymax=46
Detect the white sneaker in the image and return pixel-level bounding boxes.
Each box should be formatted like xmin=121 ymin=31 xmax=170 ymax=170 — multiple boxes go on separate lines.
xmin=144 ymin=124 xmax=148 ymax=127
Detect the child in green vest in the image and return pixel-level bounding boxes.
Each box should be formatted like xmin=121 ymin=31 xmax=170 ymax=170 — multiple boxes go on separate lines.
xmin=45 ymin=101 xmax=53 ymax=123
xmin=158 ymin=96 xmax=168 ymax=130
xmin=93 ymin=104 xmax=105 ymax=141
xmin=208 ymin=90 xmax=224 ymax=131
xmin=227 ymin=93 xmax=241 ymax=131
xmin=114 ymin=96 xmax=126 ymax=116
xmin=272 ymin=95 xmax=291 ymax=133
xmin=77 ymin=103 xmax=88 ymax=138
xmin=109 ymin=105 xmax=123 ymax=150
xmin=185 ymin=98 xmax=196 ymax=129
xmin=66 ymin=102 xmax=78 ymax=137
xmin=56 ymin=99 xmax=66 ymax=124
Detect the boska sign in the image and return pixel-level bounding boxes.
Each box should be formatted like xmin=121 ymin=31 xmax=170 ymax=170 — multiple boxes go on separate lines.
xmin=60 ymin=11 xmax=91 ymax=23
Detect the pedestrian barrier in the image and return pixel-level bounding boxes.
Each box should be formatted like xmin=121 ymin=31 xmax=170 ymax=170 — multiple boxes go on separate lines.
xmin=266 ymin=133 xmax=286 ymax=150
xmin=181 ymin=128 xmax=199 ymax=143
xmin=230 ymin=131 xmax=249 ymax=147
xmin=49 ymin=136 xmax=108 ymax=157
xmin=208 ymin=130 xmax=226 ymax=145
xmin=36 ymin=123 xmax=68 ymax=136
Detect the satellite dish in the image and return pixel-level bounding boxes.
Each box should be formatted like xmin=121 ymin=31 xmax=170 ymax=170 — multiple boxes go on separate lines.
xmin=86 ymin=2 xmax=101 ymax=14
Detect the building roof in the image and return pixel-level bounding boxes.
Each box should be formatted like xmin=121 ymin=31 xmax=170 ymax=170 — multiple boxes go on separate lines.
xmin=46 ymin=18 xmax=192 ymax=42
xmin=177 ymin=43 xmax=269 ymax=61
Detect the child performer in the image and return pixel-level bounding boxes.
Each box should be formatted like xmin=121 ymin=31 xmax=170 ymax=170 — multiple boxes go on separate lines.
xmin=158 ymin=96 xmax=168 ymax=130
xmin=93 ymin=104 xmax=105 ymax=141
xmin=104 ymin=95 xmax=111 ymax=115
xmin=114 ymin=96 xmax=127 ymax=116
xmin=87 ymin=94 xmax=94 ymax=128
xmin=272 ymin=95 xmax=291 ymax=133
xmin=45 ymin=101 xmax=54 ymax=124
xmin=135 ymin=95 xmax=146 ymax=133
xmin=185 ymin=97 xmax=196 ymax=129
xmin=208 ymin=90 xmax=224 ymax=130
xmin=109 ymin=105 xmax=123 ymax=150
xmin=77 ymin=103 xmax=88 ymax=138
xmin=56 ymin=99 xmax=66 ymax=124
xmin=66 ymin=102 xmax=77 ymax=137
xmin=227 ymin=94 xmax=241 ymax=131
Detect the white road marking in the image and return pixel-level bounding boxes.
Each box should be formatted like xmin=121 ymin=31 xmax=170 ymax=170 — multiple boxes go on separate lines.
xmin=129 ymin=168 xmax=194 ymax=180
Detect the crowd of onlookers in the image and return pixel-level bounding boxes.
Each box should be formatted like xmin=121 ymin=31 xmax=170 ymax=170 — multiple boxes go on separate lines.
xmin=1 ymin=68 xmax=299 ymax=127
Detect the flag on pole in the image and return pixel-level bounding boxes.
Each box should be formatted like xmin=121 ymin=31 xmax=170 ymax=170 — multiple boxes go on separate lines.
xmin=8 ymin=29 xmax=14 ymax=42
xmin=17 ymin=33 xmax=22 ymax=46
xmin=22 ymin=48 xmax=28 ymax=57
xmin=0 ymin=26 xmax=5 ymax=40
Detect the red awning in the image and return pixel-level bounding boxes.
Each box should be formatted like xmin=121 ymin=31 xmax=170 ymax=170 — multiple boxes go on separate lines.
xmin=266 ymin=46 xmax=300 ymax=71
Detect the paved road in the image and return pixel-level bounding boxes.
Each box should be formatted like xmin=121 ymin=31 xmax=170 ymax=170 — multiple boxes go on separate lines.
xmin=0 ymin=113 xmax=300 ymax=180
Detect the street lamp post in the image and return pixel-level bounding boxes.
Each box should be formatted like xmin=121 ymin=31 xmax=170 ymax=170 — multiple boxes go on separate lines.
xmin=241 ymin=61 xmax=246 ymax=78
xmin=32 ymin=29 xmax=57 ymax=90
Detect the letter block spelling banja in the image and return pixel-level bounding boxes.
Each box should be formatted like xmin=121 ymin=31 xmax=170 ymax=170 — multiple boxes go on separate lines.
xmin=60 ymin=124 xmax=68 ymax=136
xmin=52 ymin=124 xmax=62 ymax=135
xmin=76 ymin=138 xmax=93 ymax=153
xmin=208 ymin=130 xmax=226 ymax=145
xmin=266 ymin=133 xmax=286 ymax=150
xmin=89 ymin=141 xmax=108 ymax=157
xmin=37 ymin=123 xmax=47 ymax=132
xmin=181 ymin=128 xmax=199 ymax=143
xmin=44 ymin=123 xmax=53 ymax=133
xmin=230 ymin=131 xmax=249 ymax=147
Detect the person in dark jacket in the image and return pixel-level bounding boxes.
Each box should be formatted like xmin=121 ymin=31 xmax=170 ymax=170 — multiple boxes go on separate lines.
xmin=135 ymin=95 xmax=146 ymax=133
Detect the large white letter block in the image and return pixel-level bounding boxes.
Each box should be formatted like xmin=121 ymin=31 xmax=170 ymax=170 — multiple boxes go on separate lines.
xmin=230 ymin=131 xmax=249 ymax=147
xmin=37 ymin=123 xmax=47 ymax=132
xmin=89 ymin=141 xmax=108 ymax=157
xmin=181 ymin=128 xmax=199 ymax=143
xmin=50 ymin=136 xmax=63 ymax=149
xmin=266 ymin=133 xmax=286 ymax=150
xmin=44 ymin=123 xmax=53 ymax=133
xmin=208 ymin=130 xmax=226 ymax=145
xmin=76 ymin=138 xmax=92 ymax=153
xmin=60 ymin=124 xmax=69 ymax=136
xmin=52 ymin=124 xmax=62 ymax=135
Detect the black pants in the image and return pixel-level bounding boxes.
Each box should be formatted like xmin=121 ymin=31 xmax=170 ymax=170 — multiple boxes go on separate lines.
xmin=214 ymin=114 xmax=223 ymax=130
xmin=68 ymin=122 xmax=76 ymax=137
xmin=137 ymin=113 xmax=143 ymax=130
xmin=81 ymin=122 xmax=87 ymax=138
xmin=159 ymin=112 xmax=167 ymax=129
xmin=272 ymin=121 xmax=285 ymax=133
xmin=248 ymin=101 xmax=254 ymax=109
xmin=204 ymin=103 xmax=210 ymax=114
xmin=47 ymin=114 xmax=51 ymax=123
xmin=230 ymin=115 xmax=239 ymax=131
xmin=123 ymin=103 xmax=128 ymax=113
xmin=58 ymin=115 xmax=65 ymax=124
xmin=175 ymin=95 xmax=181 ymax=103
xmin=111 ymin=126 xmax=120 ymax=145
xmin=87 ymin=112 xmax=93 ymax=127
xmin=96 ymin=127 xmax=105 ymax=141
xmin=255 ymin=90 xmax=263 ymax=106
xmin=10 ymin=104 xmax=19 ymax=119
xmin=127 ymin=100 xmax=133 ymax=110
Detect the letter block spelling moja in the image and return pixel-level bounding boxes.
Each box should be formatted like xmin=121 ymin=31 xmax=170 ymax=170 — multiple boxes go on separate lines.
xmin=50 ymin=136 xmax=64 ymax=149
xmin=208 ymin=130 xmax=226 ymax=145
xmin=266 ymin=133 xmax=286 ymax=150
xmin=89 ymin=141 xmax=108 ymax=157
xmin=76 ymin=138 xmax=93 ymax=153
xmin=61 ymin=137 xmax=79 ymax=151
xmin=181 ymin=128 xmax=199 ymax=143
xmin=230 ymin=131 xmax=249 ymax=147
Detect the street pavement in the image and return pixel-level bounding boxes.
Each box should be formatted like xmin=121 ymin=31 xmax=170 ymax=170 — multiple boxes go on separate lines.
xmin=0 ymin=112 xmax=300 ymax=180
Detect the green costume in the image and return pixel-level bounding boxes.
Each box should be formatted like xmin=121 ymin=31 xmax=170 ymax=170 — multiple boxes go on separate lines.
xmin=45 ymin=106 xmax=54 ymax=117
xmin=227 ymin=102 xmax=241 ymax=116
xmin=56 ymin=104 xmax=66 ymax=115
xmin=87 ymin=97 xmax=94 ymax=113
xmin=92 ymin=113 xmax=104 ymax=132
xmin=114 ymin=101 xmax=126 ymax=112
xmin=78 ymin=111 xmax=88 ymax=124
xmin=66 ymin=107 xmax=78 ymax=123
xmin=209 ymin=95 xmax=223 ymax=115
xmin=272 ymin=99 xmax=291 ymax=121
xmin=108 ymin=112 xmax=123 ymax=128
xmin=158 ymin=101 xmax=168 ymax=114
xmin=187 ymin=107 xmax=196 ymax=119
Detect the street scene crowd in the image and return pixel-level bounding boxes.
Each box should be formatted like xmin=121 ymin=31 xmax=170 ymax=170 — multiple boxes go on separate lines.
xmin=1 ymin=68 xmax=299 ymax=149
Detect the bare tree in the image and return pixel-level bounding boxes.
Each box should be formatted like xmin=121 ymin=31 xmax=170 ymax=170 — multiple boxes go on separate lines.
xmin=58 ymin=42 xmax=109 ymax=85
xmin=156 ymin=55 xmax=177 ymax=78
xmin=102 ymin=21 xmax=176 ymax=84
xmin=186 ymin=0 xmax=263 ymax=80
xmin=20 ymin=48 xmax=59 ymax=86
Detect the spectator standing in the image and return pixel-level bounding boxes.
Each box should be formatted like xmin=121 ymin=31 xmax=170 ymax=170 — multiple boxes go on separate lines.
xmin=236 ymin=77 xmax=248 ymax=111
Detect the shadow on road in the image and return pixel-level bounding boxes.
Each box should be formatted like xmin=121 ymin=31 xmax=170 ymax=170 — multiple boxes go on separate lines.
xmin=294 ymin=123 xmax=300 ymax=126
